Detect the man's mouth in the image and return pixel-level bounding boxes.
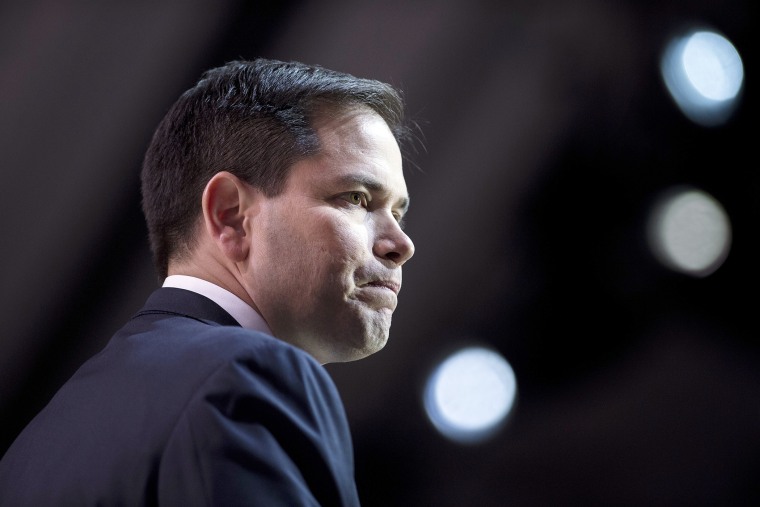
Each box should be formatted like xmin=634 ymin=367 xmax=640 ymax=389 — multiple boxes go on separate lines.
xmin=362 ymin=280 xmax=401 ymax=295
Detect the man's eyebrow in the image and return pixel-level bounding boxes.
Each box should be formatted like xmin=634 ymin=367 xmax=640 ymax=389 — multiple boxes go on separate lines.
xmin=335 ymin=174 xmax=410 ymax=214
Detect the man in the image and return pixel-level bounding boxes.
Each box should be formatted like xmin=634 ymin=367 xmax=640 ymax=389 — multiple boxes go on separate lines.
xmin=0 ymin=58 xmax=415 ymax=506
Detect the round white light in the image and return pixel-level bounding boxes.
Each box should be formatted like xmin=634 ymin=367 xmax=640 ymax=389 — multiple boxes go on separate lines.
xmin=647 ymin=187 xmax=731 ymax=277
xmin=661 ymin=28 xmax=744 ymax=126
xmin=682 ymin=31 xmax=743 ymax=101
xmin=423 ymin=346 xmax=517 ymax=444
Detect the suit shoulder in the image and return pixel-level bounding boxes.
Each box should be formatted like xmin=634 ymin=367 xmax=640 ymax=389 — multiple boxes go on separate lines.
xmin=185 ymin=323 xmax=322 ymax=374
xmin=193 ymin=325 xmax=335 ymax=395
xmin=119 ymin=313 xmax=317 ymax=372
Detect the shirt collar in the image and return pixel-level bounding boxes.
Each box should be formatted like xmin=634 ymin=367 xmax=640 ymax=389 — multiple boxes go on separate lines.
xmin=162 ymin=275 xmax=273 ymax=336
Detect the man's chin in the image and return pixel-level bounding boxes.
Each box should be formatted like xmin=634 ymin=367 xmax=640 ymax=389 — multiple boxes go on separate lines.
xmin=339 ymin=325 xmax=390 ymax=362
xmin=317 ymin=305 xmax=392 ymax=361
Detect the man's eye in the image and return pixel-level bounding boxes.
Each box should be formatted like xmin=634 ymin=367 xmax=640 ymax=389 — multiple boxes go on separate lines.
xmin=346 ymin=192 xmax=367 ymax=206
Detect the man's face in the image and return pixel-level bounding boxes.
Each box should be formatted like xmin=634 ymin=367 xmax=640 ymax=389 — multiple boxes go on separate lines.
xmin=243 ymin=109 xmax=414 ymax=363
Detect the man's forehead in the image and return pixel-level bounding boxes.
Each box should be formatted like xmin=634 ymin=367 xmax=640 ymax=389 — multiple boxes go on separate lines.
xmin=312 ymin=104 xmax=380 ymax=132
xmin=314 ymin=107 xmax=396 ymax=149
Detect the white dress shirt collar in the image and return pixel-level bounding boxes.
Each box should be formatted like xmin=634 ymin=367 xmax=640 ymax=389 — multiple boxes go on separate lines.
xmin=162 ymin=275 xmax=272 ymax=336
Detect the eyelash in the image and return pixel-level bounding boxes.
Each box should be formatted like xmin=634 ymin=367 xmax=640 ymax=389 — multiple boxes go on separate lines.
xmin=343 ymin=192 xmax=405 ymax=227
xmin=346 ymin=191 xmax=368 ymax=207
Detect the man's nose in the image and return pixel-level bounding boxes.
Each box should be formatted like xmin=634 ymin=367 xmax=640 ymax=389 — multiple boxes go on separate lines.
xmin=373 ymin=218 xmax=415 ymax=266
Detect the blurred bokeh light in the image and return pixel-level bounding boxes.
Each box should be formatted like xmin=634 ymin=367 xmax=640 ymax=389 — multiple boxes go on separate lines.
xmin=661 ymin=28 xmax=744 ymax=126
xmin=647 ymin=186 xmax=731 ymax=277
xmin=424 ymin=346 xmax=517 ymax=444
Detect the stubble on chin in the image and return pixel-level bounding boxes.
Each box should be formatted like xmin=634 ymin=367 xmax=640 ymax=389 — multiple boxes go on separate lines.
xmin=356 ymin=305 xmax=393 ymax=356
xmin=326 ymin=299 xmax=392 ymax=361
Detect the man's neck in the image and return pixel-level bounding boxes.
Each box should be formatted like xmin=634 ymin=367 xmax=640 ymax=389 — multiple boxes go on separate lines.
xmin=162 ymin=274 xmax=272 ymax=335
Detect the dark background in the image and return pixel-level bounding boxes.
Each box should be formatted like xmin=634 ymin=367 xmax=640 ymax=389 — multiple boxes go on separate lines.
xmin=1 ymin=1 xmax=758 ymax=505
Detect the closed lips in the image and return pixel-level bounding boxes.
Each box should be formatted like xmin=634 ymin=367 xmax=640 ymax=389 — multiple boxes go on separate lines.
xmin=363 ymin=280 xmax=400 ymax=294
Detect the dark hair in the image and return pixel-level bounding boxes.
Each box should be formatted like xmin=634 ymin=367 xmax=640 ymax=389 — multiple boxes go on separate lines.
xmin=140 ymin=58 xmax=412 ymax=279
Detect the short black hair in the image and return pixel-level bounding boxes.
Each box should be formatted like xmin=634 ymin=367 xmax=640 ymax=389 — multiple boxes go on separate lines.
xmin=140 ymin=58 xmax=412 ymax=279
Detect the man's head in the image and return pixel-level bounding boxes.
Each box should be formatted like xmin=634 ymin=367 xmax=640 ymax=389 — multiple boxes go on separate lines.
xmin=141 ymin=58 xmax=416 ymax=362
xmin=142 ymin=58 xmax=412 ymax=277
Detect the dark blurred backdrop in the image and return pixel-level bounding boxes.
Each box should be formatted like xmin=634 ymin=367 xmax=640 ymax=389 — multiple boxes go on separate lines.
xmin=1 ymin=1 xmax=758 ymax=505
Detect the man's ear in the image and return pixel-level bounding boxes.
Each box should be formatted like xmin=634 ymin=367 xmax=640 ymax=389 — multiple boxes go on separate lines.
xmin=201 ymin=171 xmax=254 ymax=262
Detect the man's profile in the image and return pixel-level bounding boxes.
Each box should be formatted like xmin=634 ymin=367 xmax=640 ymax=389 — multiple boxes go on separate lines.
xmin=0 ymin=58 xmax=415 ymax=506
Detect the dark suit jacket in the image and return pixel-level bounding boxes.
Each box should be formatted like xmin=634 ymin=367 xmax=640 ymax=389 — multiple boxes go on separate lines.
xmin=0 ymin=288 xmax=361 ymax=506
